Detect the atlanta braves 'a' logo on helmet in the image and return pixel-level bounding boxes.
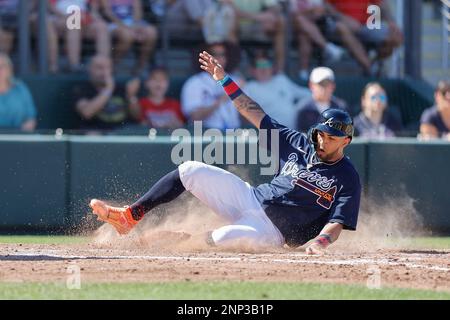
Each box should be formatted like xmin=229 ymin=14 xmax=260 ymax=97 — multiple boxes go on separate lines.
xmin=308 ymin=109 xmax=354 ymax=147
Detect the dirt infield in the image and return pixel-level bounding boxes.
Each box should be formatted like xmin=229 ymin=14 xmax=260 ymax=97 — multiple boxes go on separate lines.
xmin=1 ymin=196 xmax=448 ymax=293
xmin=0 ymin=235 xmax=448 ymax=292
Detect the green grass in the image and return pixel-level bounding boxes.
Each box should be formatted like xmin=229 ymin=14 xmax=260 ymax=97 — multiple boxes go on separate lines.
xmin=0 ymin=235 xmax=89 ymax=245
xmin=0 ymin=282 xmax=449 ymax=300
xmin=0 ymin=236 xmax=448 ymax=300
xmin=0 ymin=235 xmax=449 ymax=249
xmin=402 ymin=237 xmax=450 ymax=249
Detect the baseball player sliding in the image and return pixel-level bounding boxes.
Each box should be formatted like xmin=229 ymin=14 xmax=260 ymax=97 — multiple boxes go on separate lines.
xmin=90 ymin=51 xmax=361 ymax=255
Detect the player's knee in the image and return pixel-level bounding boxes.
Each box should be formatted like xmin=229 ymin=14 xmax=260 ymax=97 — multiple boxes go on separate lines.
xmin=178 ymin=161 xmax=206 ymax=188
xmin=211 ymin=225 xmax=259 ymax=246
xmin=178 ymin=160 xmax=203 ymax=173
xmin=145 ymin=25 xmax=158 ymax=40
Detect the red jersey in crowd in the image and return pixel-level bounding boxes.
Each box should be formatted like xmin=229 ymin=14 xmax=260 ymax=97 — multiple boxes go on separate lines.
xmin=139 ymin=97 xmax=185 ymax=128
xmin=327 ymin=0 xmax=382 ymax=25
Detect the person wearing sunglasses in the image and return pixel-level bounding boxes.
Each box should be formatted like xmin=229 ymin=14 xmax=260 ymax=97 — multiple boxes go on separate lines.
xmin=353 ymin=82 xmax=402 ymax=139
xmin=243 ymin=53 xmax=310 ymax=129
xmin=419 ymin=80 xmax=450 ymax=141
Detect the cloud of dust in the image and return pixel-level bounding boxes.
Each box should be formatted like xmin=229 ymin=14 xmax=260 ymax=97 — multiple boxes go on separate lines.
xmin=90 ymin=165 xmax=282 ymax=253
xmin=334 ymin=191 xmax=428 ymax=253
xmin=89 ymin=170 xmax=427 ymax=254
xmin=226 ymin=165 xmax=253 ymax=184
xmin=91 ymin=192 xmax=226 ymax=252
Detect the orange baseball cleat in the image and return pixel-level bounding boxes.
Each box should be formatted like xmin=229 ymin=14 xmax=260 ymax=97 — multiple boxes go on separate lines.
xmin=89 ymin=199 xmax=140 ymax=235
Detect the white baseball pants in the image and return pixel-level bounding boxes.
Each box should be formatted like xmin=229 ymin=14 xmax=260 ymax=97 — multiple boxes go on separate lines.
xmin=178 ymin=161 xmax=284 ymax=247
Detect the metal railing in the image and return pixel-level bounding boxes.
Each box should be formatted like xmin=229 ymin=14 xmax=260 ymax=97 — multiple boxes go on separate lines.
xmin=18 ymin=0 xmax=30 ymax=76
xmin=17 ymin=0 xmax=48 ymax=76
xmin=389 ymin=0 xmax=405 ymax=78
xmin=442 ymin=0 xmax=450 ymax=70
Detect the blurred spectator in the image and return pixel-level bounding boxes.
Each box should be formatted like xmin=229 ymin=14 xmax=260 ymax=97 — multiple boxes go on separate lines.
xmin=74 ymin=55 xmax=136 ymax=131
xmin=100 ymin=0 xmax=158 ymax=73
xmin=181 ymin=42 xmax=241 ymax=129
xmin=142 ymin=0 xmax=167 ymax=24
xmin=354 ymin=82 xmax=402 ymax=138
xmin=229 ymin=0 xmax=286 ymax=73
xmin=165 ymin=0 xmax=212 ymax=41
xmin=419 ymin=80 xmax=450 ymax=141
xmin=325 ymin=0 xmax=403 ymax=75
xmin=0 ymin=26 xmax=13 ymax=54
xmin=28 ymin=1 xmax=56 ymax=73
xmin=244 ymin=54 xmax=310 ymax=129
xmin=223 ymin=41 xmax=243 ymax=76
xmin=290 ymin=0 xmax=344 ymax=80
xmin=47 ymin=0 xmax=110 ymax=72
xmin=296 ymin=66 xmax=347 ymax=132
xmin=203 ymin=0 xmax=236 ymax=43
xmin=0 ymin=0 xmax=18 ymax=55
xmin=166 ymin=0 xmax=236 ymax=43
xmin=127 ymin=67 xmax=185 ymax=128
xmin=0 ymin=53 xmax=37 ymax=132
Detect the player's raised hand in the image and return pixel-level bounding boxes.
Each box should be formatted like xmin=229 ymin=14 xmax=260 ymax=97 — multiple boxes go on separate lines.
xmin=199 ymin=51 xmax=226 ymax=81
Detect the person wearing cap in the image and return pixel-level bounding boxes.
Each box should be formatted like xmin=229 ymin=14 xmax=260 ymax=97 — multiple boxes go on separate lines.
xmin=419 ymin=80 xmax=450 ymax=141
xmin=243 ymin=55 xmax=310 ymax=129
xmin=296 ymin=66 xmax=348 ymax=133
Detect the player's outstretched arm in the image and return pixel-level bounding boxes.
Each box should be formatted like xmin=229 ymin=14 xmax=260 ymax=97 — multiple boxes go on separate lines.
xmin=305 ymin=222 xmax=343 ymax=255
xmin=199 ymin=51 xmax=267 ymax=128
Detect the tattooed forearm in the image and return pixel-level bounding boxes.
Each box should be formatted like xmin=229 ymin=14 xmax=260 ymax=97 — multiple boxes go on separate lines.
xmin=235 ymin=94 xmax=263 ymax=112
xmin=233 ymin=93 xmax=266 ymax=128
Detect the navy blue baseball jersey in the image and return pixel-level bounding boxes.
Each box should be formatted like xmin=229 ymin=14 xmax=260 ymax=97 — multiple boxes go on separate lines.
xmin=254 ymin=115 xmax=361 ymax=246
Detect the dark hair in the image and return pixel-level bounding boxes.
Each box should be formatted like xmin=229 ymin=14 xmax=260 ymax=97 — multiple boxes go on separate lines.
xmin=148 ymin=66 xmax=169 ymax=79
xmin=436 ymin=80 xmax=450 ymax=95
xmin=224 ymin=41 xmax=241 ymax=73
xmin=361 ymin=82 xmax=384 ymax=98
xmin=205 ymin=41 xmax=227 ymax=52
xmin=192 ymin=42 xmax=227 ymax=73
